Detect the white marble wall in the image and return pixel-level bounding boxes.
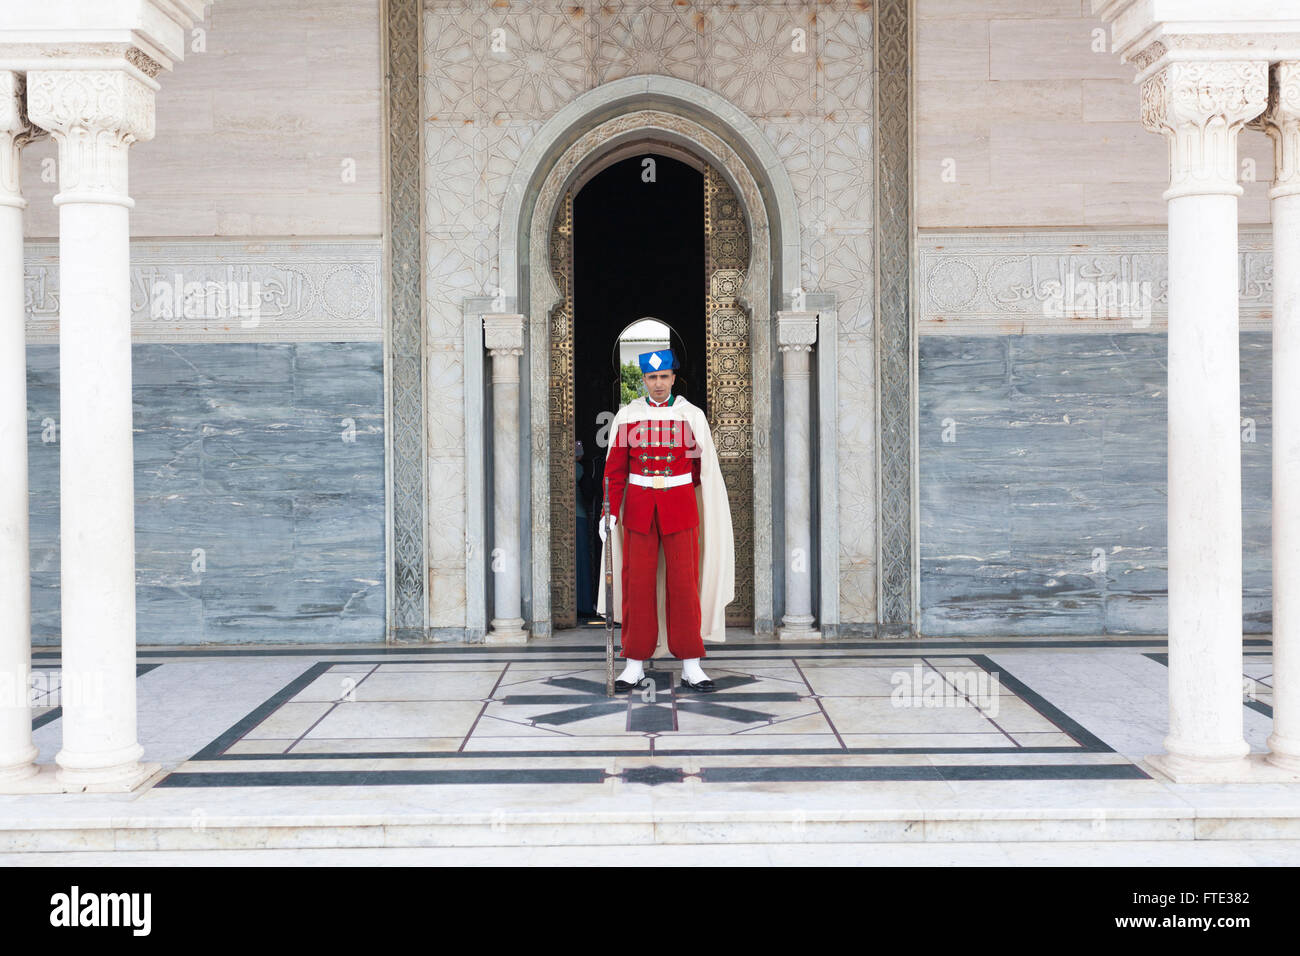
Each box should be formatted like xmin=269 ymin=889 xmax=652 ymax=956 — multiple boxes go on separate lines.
xmin=420 ymin=0 xmax=879 ymax=627
xmin=19 ymin=0 xmax=384 ymax=238
xmin=914 ymin=0 xmax=1276 ymax=227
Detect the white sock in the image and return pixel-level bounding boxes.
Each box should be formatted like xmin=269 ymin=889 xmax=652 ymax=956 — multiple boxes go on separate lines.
xmin=617 ymin=659 xmax=645 ymax=684
xmin=681 ymin=658 xmax=709 ymax=683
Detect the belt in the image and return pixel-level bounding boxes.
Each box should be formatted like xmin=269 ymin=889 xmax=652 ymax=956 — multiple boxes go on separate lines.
xmin=628 ymin=473 xmax=692 ymax=490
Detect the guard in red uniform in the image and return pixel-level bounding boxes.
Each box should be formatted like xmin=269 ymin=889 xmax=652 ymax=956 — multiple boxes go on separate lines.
xmin=599 ymin=348 xmax=720 ymax=692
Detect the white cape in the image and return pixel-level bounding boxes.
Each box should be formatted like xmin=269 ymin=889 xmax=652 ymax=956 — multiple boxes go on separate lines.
xmin=595 ymin=395 xmax=735 ymax=655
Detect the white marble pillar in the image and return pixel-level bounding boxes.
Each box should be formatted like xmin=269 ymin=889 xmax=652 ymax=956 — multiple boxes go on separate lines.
xmin=1263 ymin=62 xmax=1300 ymax=773
xmin=483 ymin=314 xmax=528 ymax=644
xmin=1141 ymin=60 xmax=1267 ymax=782
xmin=777 ymin=310 xmax=819 ymax=641
xmin=0 ymin=73 xmax=40 ymax=785
xmin=27 ymin=69 xmax=158 ymax=789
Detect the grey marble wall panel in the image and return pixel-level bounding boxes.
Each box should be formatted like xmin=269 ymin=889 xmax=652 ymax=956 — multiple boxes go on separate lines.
xmin=1241 ymin=336 xmax=1274 ymax=631
xmin=27 ymin=342 xmax=385 ymax=645
xmin=919 ymin=332 xmax=1273 ymax=636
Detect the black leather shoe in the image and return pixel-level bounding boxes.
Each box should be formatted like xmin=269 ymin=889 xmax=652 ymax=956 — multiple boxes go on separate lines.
xmin=679 ymin=676 xmax=715 ymax=692
xmin=614 ymin=677 xmax=646 ymax=693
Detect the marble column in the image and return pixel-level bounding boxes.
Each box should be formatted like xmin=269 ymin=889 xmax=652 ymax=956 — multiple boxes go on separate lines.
xmin=777 ymin=310 xmax=820 ymax=641
xmin=1263 ymin=62 xmax=1300 ymax=773
xmin=483 ymin=314 xmax=528 ymax=644
xmin=0 ymin=73 xmax=40 ymax=785
xmin=1141 ymin=59 xmax=1267 ymax=782
xmin=27 ymin=68 xmax=159 ymax=789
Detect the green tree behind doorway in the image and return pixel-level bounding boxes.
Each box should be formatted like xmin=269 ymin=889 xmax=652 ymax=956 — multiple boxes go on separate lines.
xmin=620 ymin=360 xmax=648 ymax=405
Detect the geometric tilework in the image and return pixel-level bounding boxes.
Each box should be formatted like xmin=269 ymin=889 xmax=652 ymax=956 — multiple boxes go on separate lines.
xmin=155 ymin=638 xmax=1150 ymax=787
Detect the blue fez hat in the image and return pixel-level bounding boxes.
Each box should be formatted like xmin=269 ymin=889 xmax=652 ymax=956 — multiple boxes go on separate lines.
xmin=638 ymin=348 xmax=676 ymax=373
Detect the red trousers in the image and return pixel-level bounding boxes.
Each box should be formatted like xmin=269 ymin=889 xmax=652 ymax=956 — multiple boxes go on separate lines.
xmin=621 ymin=509 xmax=705 ymax=661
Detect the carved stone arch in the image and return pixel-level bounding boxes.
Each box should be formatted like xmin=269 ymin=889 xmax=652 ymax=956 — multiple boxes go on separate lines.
xmin=515 ymin=99 xmax=794 ymax=637
xmin=499 ymin=75 xmax=802 ymax=307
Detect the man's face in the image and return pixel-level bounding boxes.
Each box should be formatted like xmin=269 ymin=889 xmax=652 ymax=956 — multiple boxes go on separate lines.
xmin=643 ymin=369 xmax=674 ymax=402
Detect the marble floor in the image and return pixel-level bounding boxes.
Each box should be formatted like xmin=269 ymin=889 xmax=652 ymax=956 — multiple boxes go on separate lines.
xmin=6 ymin=631 xmax=1297 ymax=862
xmin=23 ymin=630 xmax=1278 ymax=787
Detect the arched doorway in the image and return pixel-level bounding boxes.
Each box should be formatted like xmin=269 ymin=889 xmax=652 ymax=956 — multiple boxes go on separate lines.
xmin=547 ymin=150 xmax=753 ymax=630
xmin=513 ymin=99 xmax=795 ymax=639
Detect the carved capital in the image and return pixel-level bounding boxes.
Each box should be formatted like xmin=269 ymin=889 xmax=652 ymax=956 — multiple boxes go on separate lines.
xmin=483 ymin=312 xmax=525 ymax=355
xmin=26 ymin=69 xmax=155 ymax=204
xmin=776 ymin=309 xmax=817 ymax=352
xmin=1140 ymin=60 xmax=1268 ymax=199
xmin=1261 ymin=61 xmax=1300 ymax=198
xmin=0 ymin=72 xmax=46 ymax=203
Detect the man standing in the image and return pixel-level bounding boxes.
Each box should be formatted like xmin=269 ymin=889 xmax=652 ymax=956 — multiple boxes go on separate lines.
xmin=597 ymin=348 xmax=734 ymax=691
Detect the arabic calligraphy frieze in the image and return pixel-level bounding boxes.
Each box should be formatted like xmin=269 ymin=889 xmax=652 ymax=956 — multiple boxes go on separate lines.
xmin=918 ymin=229 xmax=1273 ymax=334
xmin=23 ymin=239 xmax=383 ymax=343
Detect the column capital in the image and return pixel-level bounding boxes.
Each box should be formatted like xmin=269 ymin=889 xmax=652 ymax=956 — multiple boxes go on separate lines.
xmin=776 ymin=309 xmax=817 ymax=353
xmin=0 ymin=72 xmax=47 ymax=205
xmin=483 ymin=312 xmax=525 ymax=356
xmin=25 ymin=69 xmax=156 ymax=206
xmin=1140 ymin=59 xmax=1268 ymax=200
xmin=1259 ymin=61 xmax=1300 ymax=200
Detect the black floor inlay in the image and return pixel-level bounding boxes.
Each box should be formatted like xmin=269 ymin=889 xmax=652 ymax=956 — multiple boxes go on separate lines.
xmin=699 ymin=764 xmax=1150 ymax=783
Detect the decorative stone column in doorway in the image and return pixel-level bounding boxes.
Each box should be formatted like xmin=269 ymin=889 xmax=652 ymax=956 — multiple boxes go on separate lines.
xmin=777 ymin=310 xmax=819 ymax=641
xmin=484 ymin=313 xmax=528 ymax=644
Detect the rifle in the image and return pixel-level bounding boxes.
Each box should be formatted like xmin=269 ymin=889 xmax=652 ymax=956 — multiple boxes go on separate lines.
xmin=603 ymin=475 xmax=614 ymax=697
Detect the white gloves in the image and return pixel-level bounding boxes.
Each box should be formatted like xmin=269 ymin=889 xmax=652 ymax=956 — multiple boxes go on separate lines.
xmin=598 ymin=514 xmax=618 ymax=542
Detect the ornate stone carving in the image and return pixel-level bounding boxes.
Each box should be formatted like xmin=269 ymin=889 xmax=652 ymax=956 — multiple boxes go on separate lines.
xmin=1140 ymin=60 xmax=1269 ymax=198
xmin=705 ymin=164 xmax=755 ymax=625
xmin=547 ymin=191 xmax=576 ymax=629
xmin=419 ymin=5 xmax=873 ymax=636
xmin=386 ymin=0 xmax=426 ymax=635
xmin=0 ymin=72 xmax=47 ymax=200
xmin=26 ymin=69 xmax=155 ymax=200
xmin=482 ymin=311 xmax=525 ymax=354
xmin=1261 ymin=61 xmax=1300 ymax=196
xmin=1167 ymin=33 xmax=1300 ymax=54
xmin=1129 ymin=41 xmax=1167 ymax=73
xmin=125 ymin=47 xmax=163 ymax=79
xmin=874 ymin=0 xmax=913 ymax=633
xmin=776 ymin=310 xmax=818 ymax=352
xmin=916 ymin=229 xmax=1273 ymax=334
xmin=23 ymin=239 xmax=382 ymax=344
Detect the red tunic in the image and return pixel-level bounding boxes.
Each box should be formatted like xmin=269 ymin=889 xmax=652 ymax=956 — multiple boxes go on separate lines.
xmin=604 ymin=396 xmax=702 ymax=535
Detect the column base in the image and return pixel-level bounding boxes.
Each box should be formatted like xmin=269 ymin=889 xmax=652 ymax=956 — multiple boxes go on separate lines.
xmin=0 ymin=763 xmax=71 ymax=794
xmin=79 ymin=762 xmax=162 ymax=793
xmin=1144 ymin=751 xmax=1263 ymax=784
xmin=0 ymin=740 xmax=39 ymax=784
xmin=778 ymin=618 xmax=821 ymax=641
xmin=1266 ymin=731 xmax=1300 ymax=773
xmin=486 ymin=619 xmax=529 ymax=645
xmin=0 ymin=760 xmax=39 ymax=785
xmin=2 ymin=761 xmax=162 ymax=793
xmin=55 ymin=753 xmax=160 ymax=792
